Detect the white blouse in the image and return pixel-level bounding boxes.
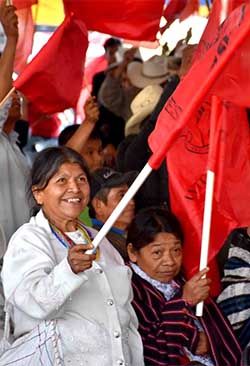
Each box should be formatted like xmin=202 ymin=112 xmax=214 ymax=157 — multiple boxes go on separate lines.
xmin=1 ymin=210 xmax=144 ymax=366
xmin=0 ymin=97 xmax=30 ymax=250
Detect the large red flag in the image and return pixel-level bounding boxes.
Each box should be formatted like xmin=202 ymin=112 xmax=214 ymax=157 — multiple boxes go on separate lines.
xmin=63 ymin=0 xmax=164 ymax=41
xmin=148 ymin=3 xmax=250 ymax=295
xmin=14 ymin=14 xmax=88 ymax=114
xmin=14 ymin=7 xmax=34 ymax=74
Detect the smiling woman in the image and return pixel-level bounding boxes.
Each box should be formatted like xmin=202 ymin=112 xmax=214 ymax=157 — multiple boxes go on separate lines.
xmin=0 ymin=146 xmax=144 ymax=366
xmin=30 ymin=147 xmax=90 ymax=232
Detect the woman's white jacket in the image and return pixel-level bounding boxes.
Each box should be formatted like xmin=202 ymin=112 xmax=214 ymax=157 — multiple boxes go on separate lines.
xmin=1 ymin=210 xmax=144 ymax=366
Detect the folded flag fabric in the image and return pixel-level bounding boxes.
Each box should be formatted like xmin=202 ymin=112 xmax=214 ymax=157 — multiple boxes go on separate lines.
xmin=14 ymin=14 xmax=88 ymax=114
xmin=63 ymin=0 xmax=164 ymax=41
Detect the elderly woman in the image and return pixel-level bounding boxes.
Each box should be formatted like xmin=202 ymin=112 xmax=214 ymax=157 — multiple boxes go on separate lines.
xmin=126 ymin=207 xmax=241 ymax=366
xmin=0 ymin=146 xmax=144 ymax=366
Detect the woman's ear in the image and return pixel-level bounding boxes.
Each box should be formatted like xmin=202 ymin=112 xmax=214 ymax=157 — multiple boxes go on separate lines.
xmin=127 ymin=243 xmax=138 ymax=263
xmin=92 ymin=197 xmax=104 ymax=215
xmin=32 ymin=186 xmax=43 ymax=206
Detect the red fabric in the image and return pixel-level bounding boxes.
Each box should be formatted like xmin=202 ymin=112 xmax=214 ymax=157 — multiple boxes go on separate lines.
xmin=179 ymin=0 xmax=199 ymax=21
xmin=28 ymin=104 xmax=61 ymax=138
xmin=63 ymin=0 xmax=164 ymax=41
xmin=14 ymin=7 xmax=34 ymax=74
xmin=14 ymin=14 xmax=88 ymax=114
xmin=163 ymin=0 xmax=187 ymax=24
xmin=12 ymin=0 xmax=37 ymax=9
xmin=148 ymin=3 xmax=250 ymax=296
xmin=195 ymin=0 xmax=246 ymax=59
xmin=84 ymin=55 xmax=107 ymax=88
xmin=149 ymin=4 xmax=250 ymax=169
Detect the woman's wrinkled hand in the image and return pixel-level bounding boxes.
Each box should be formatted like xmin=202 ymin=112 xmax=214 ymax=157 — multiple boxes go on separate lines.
xmin=68 ymin=243 xmax=96 ymax=274
xmin=182 ymin=268 xmax=211 ymax=306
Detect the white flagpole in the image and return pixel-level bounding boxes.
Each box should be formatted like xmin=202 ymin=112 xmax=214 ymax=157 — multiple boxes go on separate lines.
xmin=220 ymin=0 xmax=229 ymax=23
xmin=86 ymin=163 xmax=153 ymax=253
xmin=196 ymin=95 xmax=221 ymax=316
xmin=196 ymin=0 xmax=229 ymax=316
xmin=195 ymin=170 xmax=215 ymax=316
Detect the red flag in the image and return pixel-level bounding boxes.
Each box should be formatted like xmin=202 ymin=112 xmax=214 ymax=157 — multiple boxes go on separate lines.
xmin=149 ymin=4 xmax=250 ymax=167
xmin=14 ymin=14 xmax=88 ymax=114
xmin=195 ymin=0 xmax=246 ymax=59
xmin=12 ymin=0 xmax=37 ymax=10
xmin=179 ymin=0 xmax=199 ymax=22
xmin=163 ymin=0 xmax=187 ymax=24
xmin=63 ymin=0 xmax=164 ymax=41
xmin=28 ymin=103 xmax=61 ymax=138
xmin=148 ymin=4 xmax=250 ymax=295
xmin=14 ymin=7 xmax=34 ymax=74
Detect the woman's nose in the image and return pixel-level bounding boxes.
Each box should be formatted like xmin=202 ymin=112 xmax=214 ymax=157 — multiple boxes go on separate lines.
xmin=162 ymin=252 xmax=175 ymax=266
xmin=68 ymin=180 xmax=80 ymax=192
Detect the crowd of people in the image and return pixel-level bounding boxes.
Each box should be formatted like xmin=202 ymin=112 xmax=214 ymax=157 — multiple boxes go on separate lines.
xmin=0 ymin=2 xmax=247 ymax=366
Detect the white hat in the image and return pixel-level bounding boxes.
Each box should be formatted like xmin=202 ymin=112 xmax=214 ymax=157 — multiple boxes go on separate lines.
xmin=125 ymin=84 xmax=163 ymax=137
xmin=127 ymin=55 xmax=171 ymax=89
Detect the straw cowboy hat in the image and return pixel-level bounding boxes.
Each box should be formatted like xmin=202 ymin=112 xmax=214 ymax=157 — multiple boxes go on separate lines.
xmin=127 ymin=55 xmax=174 ymax=89
xmin=125 ymin=84 xmax=163 ymax=137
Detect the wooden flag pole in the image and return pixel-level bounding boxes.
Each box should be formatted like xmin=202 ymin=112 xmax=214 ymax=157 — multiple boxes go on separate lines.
xmin=0 ymin=87 xmax=15 ymax=109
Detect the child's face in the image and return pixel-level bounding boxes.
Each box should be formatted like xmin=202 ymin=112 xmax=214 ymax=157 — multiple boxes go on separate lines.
xmin=128 ymin=232 xmax=183 ymax=283
xmin=82 ymin=138 xmax=104 ymax=173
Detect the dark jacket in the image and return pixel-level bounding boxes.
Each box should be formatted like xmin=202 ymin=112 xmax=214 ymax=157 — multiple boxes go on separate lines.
xmin=117 ymin=75 xmax=180 ymax=211
xmin=131 ymin=271 xmax=242 ymax=366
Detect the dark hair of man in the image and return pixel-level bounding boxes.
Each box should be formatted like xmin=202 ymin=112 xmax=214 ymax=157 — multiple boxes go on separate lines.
xmin=27 ymin=146 xmax=90 ymax=215
xmin=88 ymin=128 xmax=103 ymax=145
xmin=58 ymin=124 xmax=103 ymax=147
xmin=88 ymin=187 xmax=111 ymax=218
xmin=103 ymin=37 xmax=121 ymax=52
xmin=58 ymin=124 xmax=79 ymax=146
xmin=126 ymin=206 xmax=184 ymax=250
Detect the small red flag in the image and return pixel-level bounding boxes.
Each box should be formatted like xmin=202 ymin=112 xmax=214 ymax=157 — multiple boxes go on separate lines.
xmin=179 ymin=0 xmax=199 ymax=21
xmin=163 ymin=0 xmax=187 ymax=24
xmin=12 ymin=0 xmax=37 ymax=10
xmin=14 ymin=14 xmax=88 ymax=114
xmin=148 ymin=3 xmax=250 ymax=295
xmin=63 ymin=0 xmax=164 ymax=41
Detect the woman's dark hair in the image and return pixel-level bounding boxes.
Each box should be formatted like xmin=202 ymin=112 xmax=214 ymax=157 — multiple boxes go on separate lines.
xmin=27 ymin=146 xmax=90 ymax=215
xmin=126 ymin=207 xmax=184 ymax=250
